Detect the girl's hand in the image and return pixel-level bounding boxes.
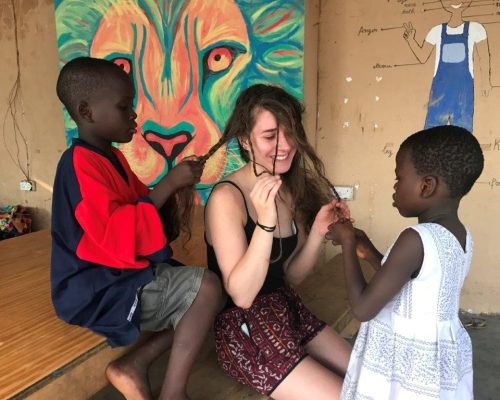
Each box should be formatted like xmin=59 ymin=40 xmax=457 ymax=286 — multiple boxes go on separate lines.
xmin=325 ymin=219 xmax=355 ymax=245
xmin=249 ymin=174 xmax=282 ymax=227
xmin=166 ymin=157 xmax=205 ymax=190
xmin=353 ymin=228 xmax=378 ymax=260
xmin=311 ymin=199 xmax=351 ymax=236
xmin=328 ymin=225 xmax=382 ymax=265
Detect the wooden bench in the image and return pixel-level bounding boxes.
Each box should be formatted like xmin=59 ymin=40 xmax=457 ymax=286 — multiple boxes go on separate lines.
xmin=0 ymin=207 xmax=354 ymax=400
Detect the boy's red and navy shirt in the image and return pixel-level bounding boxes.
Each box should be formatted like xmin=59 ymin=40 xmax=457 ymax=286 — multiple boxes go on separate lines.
xmin=51 ymin=139 xmax=172 ymax=347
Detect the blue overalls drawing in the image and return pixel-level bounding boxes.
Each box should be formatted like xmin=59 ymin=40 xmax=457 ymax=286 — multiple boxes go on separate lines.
xmin=425 ymin=22 xmax=473 ymax=132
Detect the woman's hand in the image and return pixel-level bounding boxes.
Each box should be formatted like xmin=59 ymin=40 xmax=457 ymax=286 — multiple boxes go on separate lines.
xmin=311 ymin=199 xmax=351 ymax=236
xmin=249 ymin=174 xmax=282 ymax=227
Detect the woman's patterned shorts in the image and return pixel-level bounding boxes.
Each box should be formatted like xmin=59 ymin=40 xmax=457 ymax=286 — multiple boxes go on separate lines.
xmin=214 ymin=286 xmax=326 ymax=395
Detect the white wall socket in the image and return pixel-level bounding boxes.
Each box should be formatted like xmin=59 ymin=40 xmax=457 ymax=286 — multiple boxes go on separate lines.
xmin=20 ymin=180 xmax=36 ymax=191
xmin=333 ymin=185 xmax=354 ymax=200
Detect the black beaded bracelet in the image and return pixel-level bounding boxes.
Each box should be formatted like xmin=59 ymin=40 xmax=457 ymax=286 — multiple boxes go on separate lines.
xmin=256 ymin=221 xmax=276 ymax=232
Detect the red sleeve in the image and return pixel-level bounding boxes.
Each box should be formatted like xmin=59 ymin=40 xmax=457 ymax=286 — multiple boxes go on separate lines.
xmin=114 ymin=149 xmax=151 ymax=197
xmin=73 ymin=147 xmax=168 ymax=269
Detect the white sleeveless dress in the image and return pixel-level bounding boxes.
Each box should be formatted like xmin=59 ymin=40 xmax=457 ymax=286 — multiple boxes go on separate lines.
xmin=341 ymin=223 xmax=474 ymax=399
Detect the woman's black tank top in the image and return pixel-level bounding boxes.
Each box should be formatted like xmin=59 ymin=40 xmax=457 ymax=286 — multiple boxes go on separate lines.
xmin=205 ymin=181 xmax=298 ymax=310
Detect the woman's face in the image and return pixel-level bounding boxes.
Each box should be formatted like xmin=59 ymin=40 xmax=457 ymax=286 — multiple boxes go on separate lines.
xmin=247 ymin=109 xmax=297 ymax=175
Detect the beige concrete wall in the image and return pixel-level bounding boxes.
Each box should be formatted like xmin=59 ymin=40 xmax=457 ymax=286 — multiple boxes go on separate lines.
xmin=317 ymin=0 xmax=500 ymax=312
xmin=0 ymin=0 xmax=498 ymax=312
xmin=0 ymin=0 xmax=65 ymax=231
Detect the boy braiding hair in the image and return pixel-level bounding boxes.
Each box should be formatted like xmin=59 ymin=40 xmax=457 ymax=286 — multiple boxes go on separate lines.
xmin=51 ymin=57 xmax=223 ymax=400
xmin=328 ymin=125 xmax=483 ymax=399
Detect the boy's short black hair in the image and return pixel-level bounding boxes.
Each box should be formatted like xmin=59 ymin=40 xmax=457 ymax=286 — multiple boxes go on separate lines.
xmin=400 ymin=125 xmax=484 ymax=198
xmin=56 ymin=57 xmax=127 ymax=120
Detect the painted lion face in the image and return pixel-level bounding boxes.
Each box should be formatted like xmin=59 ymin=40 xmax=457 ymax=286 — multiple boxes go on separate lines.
xmin=55 ymin=0 xmax=304 ymax=201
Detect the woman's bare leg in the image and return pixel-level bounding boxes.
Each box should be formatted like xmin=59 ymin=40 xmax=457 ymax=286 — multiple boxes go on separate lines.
xmin=268 ymin=326 xmax=351 ymax=400
xmin=270 ymin=356 xmax=343 ymax=400
xmin=305 ymin=326 xmax=351 ymax=377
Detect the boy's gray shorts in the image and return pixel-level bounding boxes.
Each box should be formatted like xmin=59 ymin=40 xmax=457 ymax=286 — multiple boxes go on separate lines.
xmin=139 ymin=263 xmax=205 ymax=331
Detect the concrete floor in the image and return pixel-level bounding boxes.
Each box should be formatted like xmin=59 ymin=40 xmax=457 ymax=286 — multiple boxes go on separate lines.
xmin=462 ymin=313 xmax=500 ymax=400
xmin=91 ymin=257 xmax=500 ymax=400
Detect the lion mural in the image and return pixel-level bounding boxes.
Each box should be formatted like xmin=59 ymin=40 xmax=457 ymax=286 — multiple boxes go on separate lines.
xmin=54 ymin=0 xmax=304 ymax=201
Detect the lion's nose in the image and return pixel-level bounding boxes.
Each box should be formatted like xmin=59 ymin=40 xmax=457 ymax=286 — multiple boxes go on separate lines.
xmin=142 ymin=120 xmax=194 ymax=167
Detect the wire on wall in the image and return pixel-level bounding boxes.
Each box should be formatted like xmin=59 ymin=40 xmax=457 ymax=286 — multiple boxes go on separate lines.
xmin=2 ymin=0 xmax=31 ymax=181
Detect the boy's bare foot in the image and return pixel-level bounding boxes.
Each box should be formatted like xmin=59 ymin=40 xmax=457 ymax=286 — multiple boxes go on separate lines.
xmin=105 ymin=357 xmax=152 ymax=400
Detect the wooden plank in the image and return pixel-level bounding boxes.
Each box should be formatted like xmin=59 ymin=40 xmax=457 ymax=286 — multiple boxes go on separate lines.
xmin=0 ymin=230 xmax=105 ymax=400
xmin=0 ymin=205 xmax=208 ymax=400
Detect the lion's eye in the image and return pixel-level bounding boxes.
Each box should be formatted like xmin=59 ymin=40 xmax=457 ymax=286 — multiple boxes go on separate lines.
xmin=205 ymin=47 xmax=233 ymax=74
xmin=203 ymin=45 xmax=245 ymax=78
xmin=112 ymin=57 xmax=132 ymax=75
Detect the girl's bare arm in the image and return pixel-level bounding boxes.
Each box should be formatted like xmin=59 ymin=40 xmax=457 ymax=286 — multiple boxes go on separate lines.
xmin=330 ymin=223 xmax=423 ymax=321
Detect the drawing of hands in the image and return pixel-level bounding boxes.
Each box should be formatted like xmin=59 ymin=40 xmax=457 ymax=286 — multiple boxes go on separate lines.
xmin=403 ymin=22 xmax=416 ymax=41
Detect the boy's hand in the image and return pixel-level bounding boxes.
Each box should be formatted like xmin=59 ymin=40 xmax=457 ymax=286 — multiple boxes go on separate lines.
xmin=167 ymin=157 xmax=205 ymax=190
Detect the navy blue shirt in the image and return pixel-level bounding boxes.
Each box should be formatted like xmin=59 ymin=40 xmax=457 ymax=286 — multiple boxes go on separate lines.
xmin=51 ymin=140 xmax=172 ymax=347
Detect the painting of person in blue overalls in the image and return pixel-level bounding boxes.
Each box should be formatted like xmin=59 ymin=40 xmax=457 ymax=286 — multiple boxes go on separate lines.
xmin=403 ymin=0 xmax=492 ymax=133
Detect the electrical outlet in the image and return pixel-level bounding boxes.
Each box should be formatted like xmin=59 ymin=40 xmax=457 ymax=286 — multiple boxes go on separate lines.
xmin=333 ymin=185 xmax=354 ymax=200
xmin=20 ymin=180 xmax=36 ymax=191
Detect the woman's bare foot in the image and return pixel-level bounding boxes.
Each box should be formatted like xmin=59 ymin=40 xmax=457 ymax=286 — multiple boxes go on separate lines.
xmin=105 ymin=357 xmax=152 ymax=400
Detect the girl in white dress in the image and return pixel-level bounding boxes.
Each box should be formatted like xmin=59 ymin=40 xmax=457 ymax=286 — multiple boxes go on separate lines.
xmin=328 ymin=125 xmax=484 ymax=399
